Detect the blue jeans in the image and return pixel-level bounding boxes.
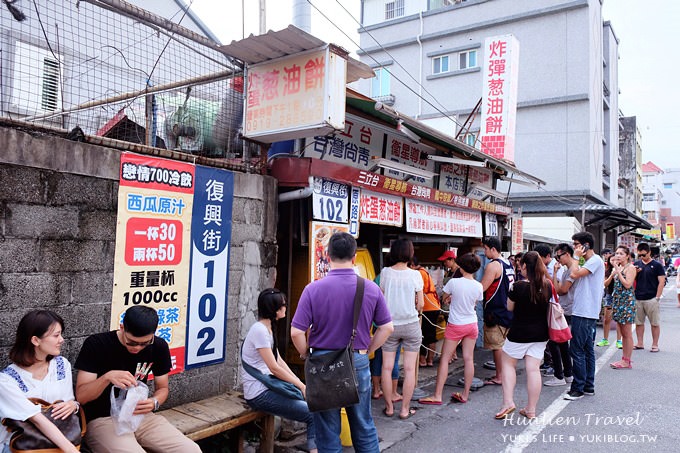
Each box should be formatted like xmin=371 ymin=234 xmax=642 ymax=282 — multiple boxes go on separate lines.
xmin=569 ymin=316 xmax=596 ymax=393
xmin=246 ymin=389 xmax=316 ymax=451
xmin=370 ymin=347 xmax=400 ymax=379
xmin=313 ymin=352 xmax=379 ymax=453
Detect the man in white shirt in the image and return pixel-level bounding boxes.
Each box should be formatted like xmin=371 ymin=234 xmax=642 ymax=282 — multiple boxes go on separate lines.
xmin=564 ymin=232 xmax=604 ymax=401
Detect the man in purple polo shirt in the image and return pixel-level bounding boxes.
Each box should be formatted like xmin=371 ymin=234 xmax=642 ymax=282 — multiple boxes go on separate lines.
xmin=291 ymin=232 xmax=393 ymax=453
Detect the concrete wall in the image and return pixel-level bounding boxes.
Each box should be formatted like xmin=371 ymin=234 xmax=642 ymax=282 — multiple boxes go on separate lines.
xmin=0 ymin=126 xmax=278 ymax=407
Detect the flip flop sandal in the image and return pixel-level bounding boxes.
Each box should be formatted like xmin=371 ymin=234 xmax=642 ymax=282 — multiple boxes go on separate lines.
xmin=633 ymin=346 xmax=644 ymax=350
xmin=519 ymin=408 xmax=536 ymax=420
xmin=484 ymin=378 xmax=502 ymax=386
xmin=650 ymin=347 xmax=660 ymax=353
xmin=418 ymin=397 xmax=442 ymax=405
xmin=495 ymin=406 xmax=516 ymax=420
xmin=399 ymin=407 xmax=418 ymax=420
xmin=382 ymin=408 xmax=394 ymax=418
xmin=451 ymin=392 xmax=467 ymax=403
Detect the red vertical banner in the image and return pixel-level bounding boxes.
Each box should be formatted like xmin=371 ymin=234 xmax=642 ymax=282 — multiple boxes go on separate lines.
xmin=511 ymin=216 xmax=524 ymax=255
xmin=479 ymin=34 xmax=520 ymax=162
xmin=111 ymin=153 xmax=195 ymax=374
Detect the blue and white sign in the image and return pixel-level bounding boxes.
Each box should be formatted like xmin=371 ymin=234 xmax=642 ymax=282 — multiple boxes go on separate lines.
xmin=185 ymin=166 xmax=234 ymax=368
xmin=349 ymin=187 xmax=360 ymax=237
xmin=312 ymin=177 xmax=349 ymax=224
xmin=485 ymin=213 xmax=498 ymax=237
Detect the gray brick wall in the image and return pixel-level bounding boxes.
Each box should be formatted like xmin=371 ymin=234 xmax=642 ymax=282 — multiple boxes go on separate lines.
xmin=0 ymin=127 xmax=278 ymax=407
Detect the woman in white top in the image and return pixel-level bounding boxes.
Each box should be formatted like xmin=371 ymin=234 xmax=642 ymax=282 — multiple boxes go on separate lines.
xmin=240 ymin=289 xmax=316 ymax=453
xmin=379 ymin=239 xmax=424 ymax=419
xmin=0 ymin=310 xmax=80 ymax=453
xmin=419 ymin=253 xmax=483 ymax=405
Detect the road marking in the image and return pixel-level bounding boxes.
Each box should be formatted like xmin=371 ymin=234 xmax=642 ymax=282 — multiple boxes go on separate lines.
xmin=502 ymin=343 xmax=618 ymax=452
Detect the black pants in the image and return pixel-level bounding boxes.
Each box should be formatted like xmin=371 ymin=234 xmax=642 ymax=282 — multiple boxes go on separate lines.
xmin=547 ymin=339 xmax=573 ymax=379
xmin=420 ymin=310 xmax=440 ymax=357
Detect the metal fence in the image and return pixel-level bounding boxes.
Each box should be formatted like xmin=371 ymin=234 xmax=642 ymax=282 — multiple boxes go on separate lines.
xmin=1 ymin=0 xmax=252 ymax=160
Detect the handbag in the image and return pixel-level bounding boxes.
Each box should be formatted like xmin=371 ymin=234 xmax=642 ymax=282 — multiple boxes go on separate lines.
xmin=547 ymin=282 xmax=572 ymax=343
xmin=2 ymin=398 xmax=86 ymax=453
xmin=304 ymin=276 xmax=364 ymax=413
xmin=241 ymin=348 xmax=304 ymax=401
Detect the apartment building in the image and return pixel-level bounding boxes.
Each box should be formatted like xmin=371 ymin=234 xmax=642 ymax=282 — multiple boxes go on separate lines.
xmin=356 ymin=0 xmax=650 ymax=245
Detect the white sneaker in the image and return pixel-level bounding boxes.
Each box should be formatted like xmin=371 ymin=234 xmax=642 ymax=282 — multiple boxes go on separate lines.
xmin=565 ymin=376 xmax=574 ymax=383
xmin=544 ymin=377 xmax=567 ymax=386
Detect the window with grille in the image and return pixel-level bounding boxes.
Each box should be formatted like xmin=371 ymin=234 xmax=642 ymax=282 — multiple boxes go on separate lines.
xmin=11 ymin=41 xmax=63 ymax=114
xmin=385 ymin=0 xmax=405 ymax=20
xmin=41 ymin=58 xmax=60 ymax=111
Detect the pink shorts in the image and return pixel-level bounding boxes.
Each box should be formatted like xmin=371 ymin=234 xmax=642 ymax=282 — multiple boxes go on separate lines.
xmin=445 ymin=322 xmax=478 ymax=342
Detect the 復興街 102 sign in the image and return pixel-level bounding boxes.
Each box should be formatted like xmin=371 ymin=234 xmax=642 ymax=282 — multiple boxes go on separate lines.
xmin=111 ymin=153 xmax=234 ymax=373
xmin=312 ymin=177 xmax=349 ymax=224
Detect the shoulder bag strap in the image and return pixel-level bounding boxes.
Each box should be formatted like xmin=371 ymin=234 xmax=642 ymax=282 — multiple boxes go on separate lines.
xmin=240 ymin=342 xmax=267 ymax=380
xmin=348 ymin=275 xmax=365 ymax=350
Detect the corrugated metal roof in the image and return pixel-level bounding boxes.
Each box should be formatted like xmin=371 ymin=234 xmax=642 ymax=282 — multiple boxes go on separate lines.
xmin=512 ymin=197 xmax=652 ymax=230
xmin=219 ymin=25 xmax=374 ymax=83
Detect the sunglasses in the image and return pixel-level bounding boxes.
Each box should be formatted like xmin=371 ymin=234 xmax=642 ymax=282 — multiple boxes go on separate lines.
xmin=555 ymin=253 xmax=566 ymax=259
xmin=123 ymin=330 xmax=155 ymax=347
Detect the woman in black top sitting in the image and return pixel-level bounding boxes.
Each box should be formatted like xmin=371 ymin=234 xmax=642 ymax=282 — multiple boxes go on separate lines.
xmin=495 ymin=251 xmax=550 ymax=420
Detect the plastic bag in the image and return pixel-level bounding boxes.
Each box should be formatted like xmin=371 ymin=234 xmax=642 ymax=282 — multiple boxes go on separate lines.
xmin=110 ymin=381 xmax=149 ymax=435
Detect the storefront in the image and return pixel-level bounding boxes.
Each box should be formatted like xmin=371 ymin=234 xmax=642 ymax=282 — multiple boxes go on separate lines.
xmin=269 ymin=92 xmax=544 ymax=372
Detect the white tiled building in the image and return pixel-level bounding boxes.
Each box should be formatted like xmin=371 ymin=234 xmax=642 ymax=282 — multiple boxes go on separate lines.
xmin=354 ymin=0 xmax=649 ymax=246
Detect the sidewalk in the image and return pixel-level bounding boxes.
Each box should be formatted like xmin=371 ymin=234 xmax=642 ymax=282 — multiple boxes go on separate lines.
xmin=268 ymin=342 xmax=496 ymax=452
xmin=371 ymin=346 xmax=495 ymax=451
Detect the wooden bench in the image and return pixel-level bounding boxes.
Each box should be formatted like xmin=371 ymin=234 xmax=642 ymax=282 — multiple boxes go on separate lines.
xmin=159 ymin=391 xmax=275 ymax=452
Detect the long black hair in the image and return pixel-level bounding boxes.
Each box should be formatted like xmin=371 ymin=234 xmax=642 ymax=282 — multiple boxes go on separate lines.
xmin=520 ymin=251 xmax=551 ymax=304
xmin=257 ymin=288 xmax=286 ymax=359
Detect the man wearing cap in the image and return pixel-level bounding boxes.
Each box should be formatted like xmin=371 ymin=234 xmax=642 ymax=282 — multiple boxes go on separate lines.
xmin=438 ymin=250 xmax=461 ymax=286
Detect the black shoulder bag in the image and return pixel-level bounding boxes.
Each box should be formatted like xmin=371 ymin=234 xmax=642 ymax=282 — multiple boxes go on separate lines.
xmin=240 ymin=345 xmax=304 ymax=401
xmin=2 ymin=397 xmax=86 ymax=453
xmin=304 ymin=275 xmax=364 ymax=412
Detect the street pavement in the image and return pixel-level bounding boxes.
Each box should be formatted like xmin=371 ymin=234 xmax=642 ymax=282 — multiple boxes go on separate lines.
xmin=367 ymin=280 xmax=680 ymax=452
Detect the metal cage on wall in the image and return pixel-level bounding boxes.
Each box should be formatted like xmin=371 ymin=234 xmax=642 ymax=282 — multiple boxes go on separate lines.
xmin=0 ymin=0 xmax=256 ymax=162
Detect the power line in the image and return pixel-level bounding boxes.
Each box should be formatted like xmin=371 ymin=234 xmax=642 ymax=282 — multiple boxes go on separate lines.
xmin=310 ymin=0 xmax=504 ymax=159
xmin=309 ymin=1 xmax=467 ymax=130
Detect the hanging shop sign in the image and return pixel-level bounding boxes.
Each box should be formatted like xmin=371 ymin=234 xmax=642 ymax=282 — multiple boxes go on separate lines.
xmin=349 ymin=187 xmax=361 ymax=237
xmin=479 ymin=34 xmax=520 ymax=163
xmin=665 ymin=223 xmax=676 ymax=240
xmin=244 ymin=47 xmax=346 ymax=142
xmin=405 ymin=199 xmax=482 ymax=237
xmin=511 ymin=215 xmax=524 ymax=254
xmin=312 ymin=177 xmax=349 ymax=223
xmin=112 ymin=153 xmax=234 ymax=374
xmin=636 ymin=228 xmax=662 ymax=240
xmin=618 ymin=232 xmax=635 ymax=250
xmin=360 ymin=190 xmax=403 ymax=227
xmin=304 ymin=114 xmax=384 ymax=170
xmin=438 ymin=163 xmax=494 ymax=197
xmin=383 ymin=132 xmax=436 ymax=187
xmin=485 ymin=213 xmax=498 ymax=237
xmin=310 ymin=221 xmax=350 ymax=281
xmin=270 ymin=157 xmax=512 ymax=216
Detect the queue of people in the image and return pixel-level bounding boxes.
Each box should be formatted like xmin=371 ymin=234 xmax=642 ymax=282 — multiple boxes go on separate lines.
xmin=1 ymin=232 xmax=669 ymax=453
